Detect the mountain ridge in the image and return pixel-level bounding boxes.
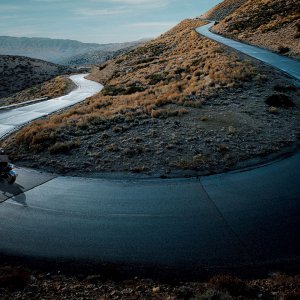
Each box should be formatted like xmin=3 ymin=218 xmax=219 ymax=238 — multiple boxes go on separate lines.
xmin=0 ymin=36 xmax=144 ymax=65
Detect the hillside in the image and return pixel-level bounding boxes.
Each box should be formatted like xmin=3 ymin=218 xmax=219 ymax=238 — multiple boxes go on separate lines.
xmin=202 ymin=0 xmax=247 ymax=21
xmin=0 ymin=55 xmax=73 ymax=99
xmin=210 ymin=0 xmax=300 ymax=59
xmin=0 ymin=76 xmax=75 ymax=107
xmin=0 ymin=36 xmax=143 ymax=65
xmin=3 ymin=19 xmax=299 ymax=176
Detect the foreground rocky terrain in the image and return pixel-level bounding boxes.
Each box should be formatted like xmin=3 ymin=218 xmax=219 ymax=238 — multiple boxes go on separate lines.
xmin=0 ymin=56 xmax=74 ymax=99
xmin=209 ymin=0 xmax=300 ymax=59
xmin=0 ymin=265 xmax=299 ymax=300
xmin=2 ymin=18 xmax=299 ymax=176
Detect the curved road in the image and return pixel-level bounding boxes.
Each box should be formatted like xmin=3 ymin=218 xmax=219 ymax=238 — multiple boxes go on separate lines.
xmin=0 ymin=74 xmax=103 ymax=138
xmin=196 ymin=22 xmax=300 ymax=80
xmin=0 ymin=26 xmax=299 ymax=273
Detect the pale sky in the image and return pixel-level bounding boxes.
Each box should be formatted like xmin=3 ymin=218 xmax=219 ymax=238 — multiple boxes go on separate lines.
xmin=0 ymin=0 xmax=222 ymax=44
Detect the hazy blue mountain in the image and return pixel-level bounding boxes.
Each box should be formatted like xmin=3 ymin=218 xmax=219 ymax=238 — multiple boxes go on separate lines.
xmin=65 ymin=44 xmax=141 ymax=66
xmin=0 ymin=36 xmax=144 ymax=65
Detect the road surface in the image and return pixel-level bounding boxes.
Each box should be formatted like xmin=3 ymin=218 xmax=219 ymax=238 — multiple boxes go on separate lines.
xmin=196 ymin=23 xmax=300 ymax=80
xmin=0 ymin=74 xmax=103 ymax=139
xmin=0 ymin=25 xmax=299 ymax=273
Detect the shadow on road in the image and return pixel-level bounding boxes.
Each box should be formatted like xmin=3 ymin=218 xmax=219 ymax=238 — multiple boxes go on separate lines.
xmin=0 ymin=180 xmax=27 ymax=207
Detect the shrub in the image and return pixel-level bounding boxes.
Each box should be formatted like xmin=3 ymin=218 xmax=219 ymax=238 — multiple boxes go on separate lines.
xmin=278 ymin=46 xmax=290 ymax=54
xmin=148 ymin=73 xmax=164 ymax=85
xmin=265 ymin=94 xmax=295 ymax=108
xmin=209 ymin=275 xmax=250 ymax=297
xmin=123 ymin=85 xmax=145 ymax=95
xmin=196 ymin=289 xmax=232 ymax=300
xmin=48 ymin=141 xmax=79 ymax=154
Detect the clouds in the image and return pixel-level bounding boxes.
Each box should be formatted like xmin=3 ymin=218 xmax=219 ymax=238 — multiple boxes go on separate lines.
xmin=109 ymin=0 xmax=173 ymax=9
xmin=0 ymin=4 xmax=22 ymax=11
xmin=74 ymin=0 xmax=173 ymax=17
xmin=74 ymin=7 xmax=129 ymax=16
xmin=0 ymin=0 xmax=222 ymax=43
xmin=129 ymin=21 xmax=177 ymax=28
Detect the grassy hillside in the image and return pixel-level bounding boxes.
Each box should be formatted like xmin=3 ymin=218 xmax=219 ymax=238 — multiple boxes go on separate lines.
xmin=3 ymin=19 xmax=299 ymax=176
xmin=0 ymin=55 xmax=73 ymax=99
xmin=202 ymin=0 xmax=247 ymax=21
xmin=0 ymin=76 xmax=75 ymax=107
xmin=211 ymin=0 xmax=300 ymax=59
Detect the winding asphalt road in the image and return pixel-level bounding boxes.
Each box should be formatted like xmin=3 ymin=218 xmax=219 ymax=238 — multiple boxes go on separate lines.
xmin=0 ymin=74 xmax=103 ymax=138
xmin=196 ymin=22 xmax=300 ymax=80
xmin=0 ymin=25 xmax=299 ymax=273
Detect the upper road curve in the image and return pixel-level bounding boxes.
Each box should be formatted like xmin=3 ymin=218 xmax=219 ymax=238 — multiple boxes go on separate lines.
xmin=197 ymin=22 xmax=300 ymax=80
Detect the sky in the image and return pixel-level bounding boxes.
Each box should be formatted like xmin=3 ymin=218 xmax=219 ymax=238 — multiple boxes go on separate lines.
xmin=0 ymin=0 xmax=222 ymax=44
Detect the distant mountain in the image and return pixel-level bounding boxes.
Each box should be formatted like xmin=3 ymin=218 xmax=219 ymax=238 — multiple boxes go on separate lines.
xmin=0 ymin=36 xmax=144 ymax=65
xmin=65 ymin=44 xmax=141 ymax=66
xmin=0 ymin=55 xmax=74 ymax=99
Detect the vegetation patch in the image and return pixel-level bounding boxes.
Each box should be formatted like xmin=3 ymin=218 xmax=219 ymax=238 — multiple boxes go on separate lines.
xmin=265 ymin=94 xmax=295 ymax=108
xmin=212 ymin=0 xmax=300 ymax=59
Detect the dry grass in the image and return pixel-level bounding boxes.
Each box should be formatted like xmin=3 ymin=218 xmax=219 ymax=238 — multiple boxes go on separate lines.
xmin=7 ymin=18 xmax=256 ymax=154
xmin=212 ymin=0 xmax=300 ymax=59
xmin=0 ymin=55 xmax=73 ymax=99
xmin=202 ymin=0 xmax=247 ymax=21
xmin=0 ymin=76 xmax=74 ymax=107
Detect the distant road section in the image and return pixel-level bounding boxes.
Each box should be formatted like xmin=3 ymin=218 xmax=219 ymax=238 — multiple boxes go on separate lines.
xmin=0 ymin=74 xmax=103 ymax=139
xmin=197 ymin=23 xmax=300 ymax=80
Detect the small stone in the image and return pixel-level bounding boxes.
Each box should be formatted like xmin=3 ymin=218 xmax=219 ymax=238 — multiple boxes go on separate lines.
xmin=228 ymin=126 xmax=237 ymax=134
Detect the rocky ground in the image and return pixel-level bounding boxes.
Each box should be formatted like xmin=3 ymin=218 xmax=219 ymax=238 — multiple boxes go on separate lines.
xmin=0 ymin=265 xmax=299 ymax=300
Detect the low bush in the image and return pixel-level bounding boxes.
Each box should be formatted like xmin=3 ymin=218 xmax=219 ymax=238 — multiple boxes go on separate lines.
xmin=48 ymin=141 xmax=80 ymax=155
xmin=278 ymin=46 xmax=290 ymax=54
xmin=265 ymin=94 xmax=295 ymax=108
